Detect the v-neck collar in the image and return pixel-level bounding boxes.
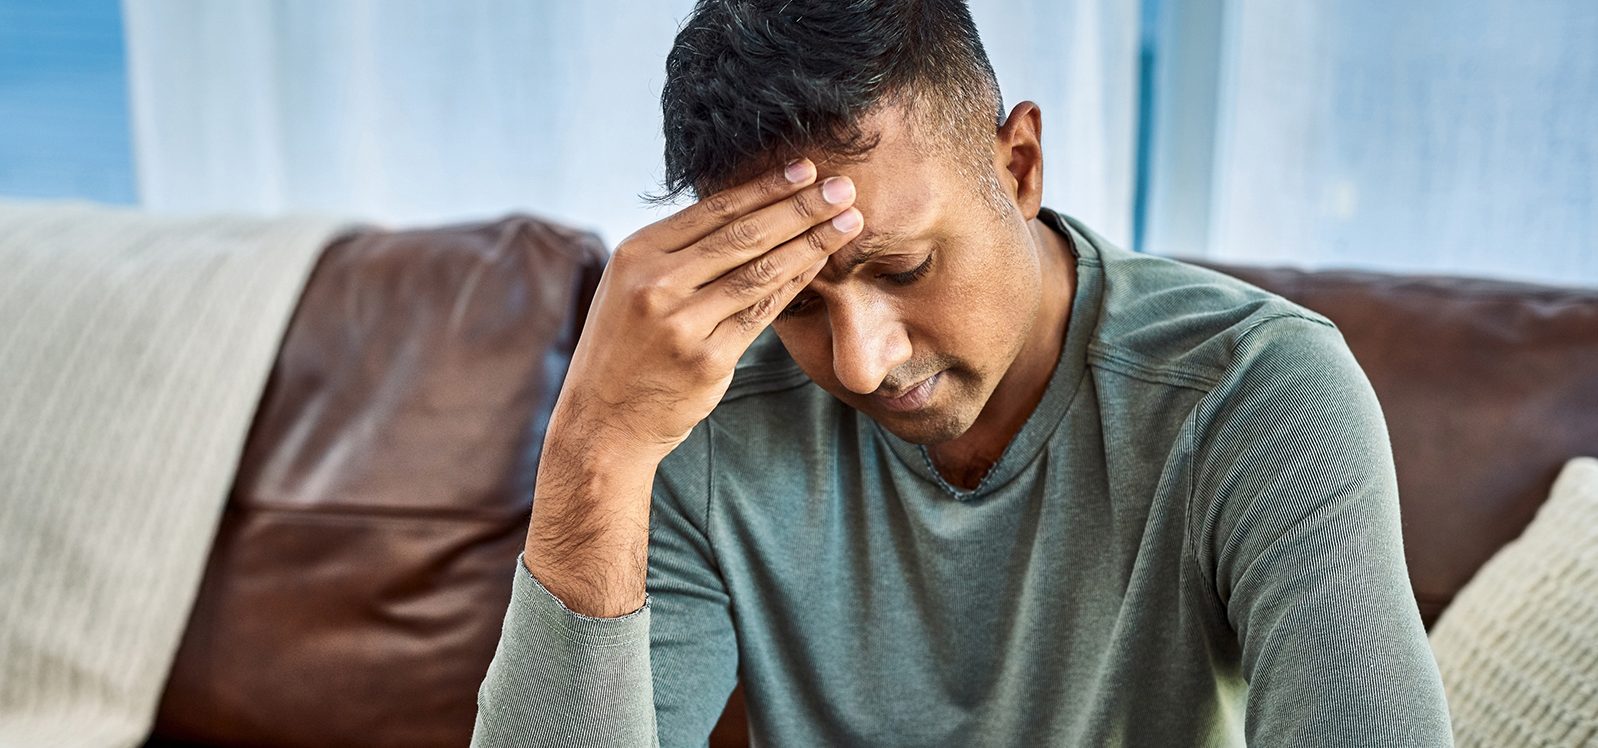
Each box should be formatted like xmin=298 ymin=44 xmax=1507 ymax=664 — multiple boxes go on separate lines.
xmin=869 ymin=207 xmax=1104 ymax=501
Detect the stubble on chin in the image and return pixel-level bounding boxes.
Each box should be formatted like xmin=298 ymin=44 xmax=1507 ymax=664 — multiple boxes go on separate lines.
xmin=869 ymin=386 xmax=981 ymax=446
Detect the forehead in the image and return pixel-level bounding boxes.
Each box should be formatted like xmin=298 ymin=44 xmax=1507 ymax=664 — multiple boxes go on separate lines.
xmin=816 ymin=106 xmax=952 ymax=245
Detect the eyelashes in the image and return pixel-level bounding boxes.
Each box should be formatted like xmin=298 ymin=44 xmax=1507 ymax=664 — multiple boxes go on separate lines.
xmin=882 ymin=253 xmax=934 ymax=285
xmin=776 ymin=251 xmax=936 ymax=320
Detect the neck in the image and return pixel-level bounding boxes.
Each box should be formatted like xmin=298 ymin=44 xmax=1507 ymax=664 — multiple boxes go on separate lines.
xmin=929 ymin=215 xmax=1077 ymax=490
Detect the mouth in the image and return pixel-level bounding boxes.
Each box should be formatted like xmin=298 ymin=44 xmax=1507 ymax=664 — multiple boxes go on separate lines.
xmin=872 ymin=371 xmax=942 ymax=413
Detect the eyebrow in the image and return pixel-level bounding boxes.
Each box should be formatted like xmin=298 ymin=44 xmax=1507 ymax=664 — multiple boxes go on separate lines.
xmin=839 ymin=227 xmax=909 ymax=272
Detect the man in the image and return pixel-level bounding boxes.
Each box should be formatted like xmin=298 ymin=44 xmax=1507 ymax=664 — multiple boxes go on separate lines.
xmin=472 ymin=1 xmax=1453 ymax=745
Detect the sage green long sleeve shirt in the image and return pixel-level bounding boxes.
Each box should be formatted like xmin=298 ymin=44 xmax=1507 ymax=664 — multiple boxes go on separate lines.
xmin=472 ymin=209 xmax=1454 ymax=746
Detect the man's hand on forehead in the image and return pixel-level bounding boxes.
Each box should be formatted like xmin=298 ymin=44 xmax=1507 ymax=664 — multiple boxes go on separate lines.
xmin=526 ymin=157 xmax=867 ymax=618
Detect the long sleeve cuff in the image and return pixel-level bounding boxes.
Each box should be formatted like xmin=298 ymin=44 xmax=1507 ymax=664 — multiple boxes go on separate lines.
xmin=470 ymin=551 xmax=658 ymax=747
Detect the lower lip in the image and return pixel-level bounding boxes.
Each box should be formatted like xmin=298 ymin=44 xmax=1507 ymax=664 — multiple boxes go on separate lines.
xmin=874 ymin=372 xmax=941 ymax=413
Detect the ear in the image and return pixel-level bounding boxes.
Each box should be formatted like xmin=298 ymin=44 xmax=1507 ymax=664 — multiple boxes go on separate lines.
xmin=993 ymin=101 xmax=1044 ymax=220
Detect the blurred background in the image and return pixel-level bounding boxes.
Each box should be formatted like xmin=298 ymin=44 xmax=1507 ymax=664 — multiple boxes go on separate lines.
xmin=5 ymin=6 xmax=1596 ymax=747
xmin=3 ymin=0 xmax=1595 ymax=286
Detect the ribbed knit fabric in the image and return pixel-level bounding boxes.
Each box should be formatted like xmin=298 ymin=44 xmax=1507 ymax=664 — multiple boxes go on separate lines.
xmin=0 ymin=200 xmax=350 ymax=747
xmin=1428 ymin=456 xmax=1598 ymax=747
xmin=472 ymin=209 xmax=1454 ymax=746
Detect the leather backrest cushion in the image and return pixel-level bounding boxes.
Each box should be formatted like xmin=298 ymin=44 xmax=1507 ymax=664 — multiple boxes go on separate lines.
xmin=1183 ymin=259 xmax=1598 ymax=627
xmin=150 ymin=215 xmax=606 ymax=747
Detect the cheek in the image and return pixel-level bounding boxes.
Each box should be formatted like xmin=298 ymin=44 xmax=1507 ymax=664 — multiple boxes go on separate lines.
xmin=935 ymin=255 xmax=1038 ymax=351
xmin=772 ymin=324 xmax=838 ymax=385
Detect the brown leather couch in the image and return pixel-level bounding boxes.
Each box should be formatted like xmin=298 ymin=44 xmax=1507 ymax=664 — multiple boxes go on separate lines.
xmin=139 ymin=217 xmax=1598 ymax=747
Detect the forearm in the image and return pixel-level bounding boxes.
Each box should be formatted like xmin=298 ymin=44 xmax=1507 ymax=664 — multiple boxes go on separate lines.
xmin=524 ymin=416 xmax=662 ymax=619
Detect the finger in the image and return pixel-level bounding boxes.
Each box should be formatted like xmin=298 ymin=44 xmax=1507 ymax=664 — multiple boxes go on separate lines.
xmin=701 ymin=207 xmax=863 ymax=335
xmin=674 ymin=175 xmax=856 ymax=287
xmin=710 ymin=254 xmax=831 ymax=347
xmin=648 ymin=158 xmax=817 ymax=250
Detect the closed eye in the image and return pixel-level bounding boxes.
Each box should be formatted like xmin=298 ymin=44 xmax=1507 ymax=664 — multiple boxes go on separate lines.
xmin=881 ymin=253 xmax=933 ymax=285
xmin=776 ymin=252 xmax=935 ymax=321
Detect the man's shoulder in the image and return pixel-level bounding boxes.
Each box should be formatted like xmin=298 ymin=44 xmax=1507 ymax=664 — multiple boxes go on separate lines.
xmin=653 ymin=331 xmax=841 ymax=496
xmin=706 ymin=329 xmax=845 ymax=441
xmin=722 ymin=328 xmax=812 ymax=403
xmin=1069 ymin=217 xmax=1339 ymax=392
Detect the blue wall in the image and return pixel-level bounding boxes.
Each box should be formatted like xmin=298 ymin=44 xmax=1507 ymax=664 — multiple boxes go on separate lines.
xmin=0 ymin=0 xmax=135 ymax=203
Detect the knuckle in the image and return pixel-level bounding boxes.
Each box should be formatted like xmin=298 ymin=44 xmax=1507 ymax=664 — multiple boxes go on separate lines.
xmin=723 ymin=274 xmax=758 ymax=299
xmin=628 ymin=278 xmax=671 ymax=316
xmin=671 ymin=339 xmax=720 ymax=379
xmin=740 ymin=296 xmax=777 ymax=330
xmin=789 ymin=190 xmax=821 ymax=221
xmin=803 ymin=227 xmax=830 ymax=254
xmin=725 ymin=217 xmax=764 ymax=252
xmin=700 ymin=192 xmax=738 ymax=223
xmin=727 ymin=257 xmax=778 ymax=296
xmin=612 ymin=235 xmax=641 ymax=260
xmin=745 ymin=255 xmax=781 ymax=287
xmin=662 ymin=318 xmax=699 ymax=355
xmin=688 ymin=348 xmax=721 ymax=378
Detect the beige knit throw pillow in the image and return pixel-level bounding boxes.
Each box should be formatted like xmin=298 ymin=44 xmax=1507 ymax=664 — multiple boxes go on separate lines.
xmin=1428 ymin=456 xmax=1598 ymax=747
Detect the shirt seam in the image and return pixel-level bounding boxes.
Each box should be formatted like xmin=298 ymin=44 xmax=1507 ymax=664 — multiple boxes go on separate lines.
xmin=1183 ymin=406 xmax=1207 ymax=615
xmin=1182 ymin=311 xmax=1339 ymax=610
xmin=1087 ymin=346 xmax=1218 ymax=392
xmin=916 ymin=444 xmax=982 ymax=501
xmin=1085 ymin=309 xmax=1334 ymax=394
xmin=722 ymin=369 xmax=811 ymax=403
xmin=705 ymin=416 xmax=723 ymax=572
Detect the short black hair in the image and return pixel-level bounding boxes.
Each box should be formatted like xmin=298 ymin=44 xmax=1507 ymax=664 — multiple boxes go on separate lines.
xmin=649 ymin=0 xmax=1006 ymax=207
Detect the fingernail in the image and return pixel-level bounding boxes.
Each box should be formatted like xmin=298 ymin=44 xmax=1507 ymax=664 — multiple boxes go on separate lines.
xmin=831 ymin=208 xmax=861 ymax=232
xmin=785 ymin=159 xmax=813 ymax=184
xmin=821 ymin=176 xmax=854 ymax=204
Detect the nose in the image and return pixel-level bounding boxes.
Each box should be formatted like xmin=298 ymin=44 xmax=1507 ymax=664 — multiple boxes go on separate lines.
xmin=830 ymin=302 xmax=912 ymax=395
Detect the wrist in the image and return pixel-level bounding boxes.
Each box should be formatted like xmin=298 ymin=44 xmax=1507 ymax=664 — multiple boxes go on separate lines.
xmin=544 ymin=389 xmax=679 ymax=467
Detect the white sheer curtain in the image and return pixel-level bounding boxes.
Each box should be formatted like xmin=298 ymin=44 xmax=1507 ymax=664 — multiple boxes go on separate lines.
xmin=972 ymin=0 xmax=1140 ymax=246
xmin=1147 ymin=0 xmax=1598 ymax=287
xmin=123 ymin=0 xmax=697 ymax=246
xmin=121 ymin=0 xmax=1139 ymax=248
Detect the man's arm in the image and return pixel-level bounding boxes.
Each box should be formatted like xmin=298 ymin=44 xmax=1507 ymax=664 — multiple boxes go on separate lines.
xmin=1191 ymin=314 xmax=1453 ymax=746
xmin=470 ymin=158 xmax=862 ymax=745
xmin=471 ymin=425 xmax=737 ymax=747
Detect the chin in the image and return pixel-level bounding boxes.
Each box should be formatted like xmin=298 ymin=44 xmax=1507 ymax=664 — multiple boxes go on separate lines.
xmin=869 ymin=406 xmax=975 ymax=446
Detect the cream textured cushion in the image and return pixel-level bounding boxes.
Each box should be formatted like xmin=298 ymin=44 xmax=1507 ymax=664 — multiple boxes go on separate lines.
xmin=1428 ymin=455 xmax=1598 ymax=747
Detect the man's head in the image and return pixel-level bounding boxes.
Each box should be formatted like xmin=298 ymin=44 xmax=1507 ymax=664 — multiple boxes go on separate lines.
xmin=658 ymin=0 xmax=1063 ymax=446
xmin=655 ymin=0 xmax=1007 ymax=210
